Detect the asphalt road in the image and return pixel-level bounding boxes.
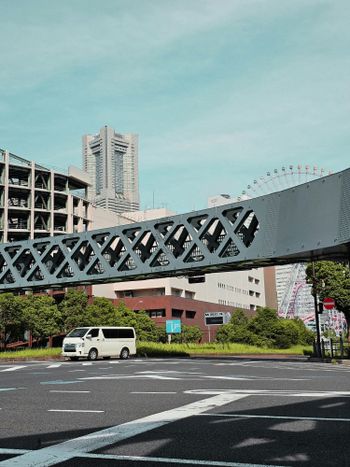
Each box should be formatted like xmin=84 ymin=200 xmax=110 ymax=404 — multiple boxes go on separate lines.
xmin=0 ymin=356 xmax=350 ymax=466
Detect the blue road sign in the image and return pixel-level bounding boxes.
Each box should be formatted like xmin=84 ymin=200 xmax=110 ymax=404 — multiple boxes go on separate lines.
xmin=166 ymin=319 xmax=181 ymax=334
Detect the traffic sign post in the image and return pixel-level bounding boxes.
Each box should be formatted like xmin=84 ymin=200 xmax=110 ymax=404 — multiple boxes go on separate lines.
xmin=323 ymin=297 xmax=335 ymax=310
xmin=166 ymin=319 xmax=181 ymax=344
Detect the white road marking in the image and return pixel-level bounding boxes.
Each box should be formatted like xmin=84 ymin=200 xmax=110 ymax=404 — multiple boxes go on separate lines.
xmin=49 ymin=390 xmax=90 ymax=393
xmin=184 ymin=389 xmax=350 ymax=397
xmin=48 ymin=409 xmax=104 ymax=413
xmin=203 ymin=376 xmax=308 ymax=382
xmin=0 ymin=449 xmax=30 ymax=455
xmin=80 ymin=452 xmax=289 ymax=466
xmin=1 ymin=366 xmax=26 ymax=372
xmin=46 ymin=364 xmax=62 ymax=368
xmin=131 ymin=391 xmax=177 ymax=394
xmin=82 ymin=362 xmax=92 ymax=366
xmin=201 ymin=413 xmax=350 ymax=423
xmin=4 ymin=392 xmax=248 ymax=466
xmin=80 ymin=374 xmax=181 ymax=380
xmin=0 ymin=448 xmax=288 ymax=466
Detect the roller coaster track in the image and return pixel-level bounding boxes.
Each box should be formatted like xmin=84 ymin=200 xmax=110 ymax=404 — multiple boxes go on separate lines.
xmin=0 ymin=168 xmax=349 ymax=292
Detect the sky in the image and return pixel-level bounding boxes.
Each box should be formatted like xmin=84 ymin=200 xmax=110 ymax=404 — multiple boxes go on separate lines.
xmin=1 ymin=0 xmax=350 ymax=214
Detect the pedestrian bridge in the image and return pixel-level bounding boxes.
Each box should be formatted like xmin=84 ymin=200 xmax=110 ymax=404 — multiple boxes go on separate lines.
xmin=0 ymin=168 xmax=349 ymax=292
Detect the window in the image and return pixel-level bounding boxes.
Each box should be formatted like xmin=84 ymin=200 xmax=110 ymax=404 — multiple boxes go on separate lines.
xmin=149 ymin=310 xmax=165 ymax=318
xmin=89 ymin=328 xmax=99 ymax=338
xmin=171 ymin=288 xmax=182 ymax=297
xmin=248 ymin=276 xmax=254 ymax=282
xmin=123 ymin=291 xmax=134 ymax=298
xmin=186 ymin=310 xmax=196 ymax=319
xmin=185 ymin=291 xmax=195 ymax=299
xmin=255 ymin=278 xmax=260 ymax=285
xmin=256 ymin=292 xmax=261 ymax=298
xmin=172 ymin=309 xmax=183 ymax=318
xmin=102 ymin=328 xmax=134 ymax=338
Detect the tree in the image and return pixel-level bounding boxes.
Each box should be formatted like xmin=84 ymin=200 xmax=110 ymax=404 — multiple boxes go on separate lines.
xmin=59 ymin=289 xmax=89 ymax=331
xmin=22 ymin=295 xmax=61 ymax=345
xmin=305 ymin=261 xmax=350 ymax=332
xmin=230 ymin=309 xmax=249 ymax=327
xmin=248 ymin=307 xmax=280 ymax=346
xmin=86 ymin=297 xmax=118 ymax=325
xmin=216 ymin=309 xmax=254 ymax=345
xmin=0 ymin=293 xmax=24 ymax=349
xmin=216 ymin=307 xmax=312 ymax=348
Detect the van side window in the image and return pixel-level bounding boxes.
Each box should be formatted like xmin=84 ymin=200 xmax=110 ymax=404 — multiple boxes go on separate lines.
xmin=102 ymin=328 xmax=134 ymax=339
xmin=90 ymin=328 xmax=99 ymax=338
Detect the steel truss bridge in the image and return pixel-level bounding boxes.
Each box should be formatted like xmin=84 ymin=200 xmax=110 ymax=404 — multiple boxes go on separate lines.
xmin=0 ymin=169 xmax=349 ymax=293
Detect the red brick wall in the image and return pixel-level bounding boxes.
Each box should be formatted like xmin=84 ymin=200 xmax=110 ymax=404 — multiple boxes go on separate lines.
xmin=114 ymin=295 xmax=254 ymax=343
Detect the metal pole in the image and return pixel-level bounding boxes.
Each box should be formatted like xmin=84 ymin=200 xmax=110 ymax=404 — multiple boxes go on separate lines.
xmin=312 ymin=261 xmax=322 ymax=358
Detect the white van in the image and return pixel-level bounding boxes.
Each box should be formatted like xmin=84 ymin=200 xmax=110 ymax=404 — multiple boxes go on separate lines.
xmin=62 ymin=326 xmax=136 ymax=361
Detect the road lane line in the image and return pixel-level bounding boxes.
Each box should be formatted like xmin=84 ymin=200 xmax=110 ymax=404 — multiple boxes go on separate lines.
xmin=201 ymin=413 xmax=350 ymax=423
xmin=49 ymin=390 xmax=90 ymax=393
xmin=3 ymin=392 xmax=248 ymax=466
xmin=1 ymin=366 xmax=26 ymax=372
xmin=184 ymin=389 xmax=350 ymax=397
xmin=48 ymin=409 xmax=104 ymax=413
xmin=131 ymin=391 xmax=177 ymax=394
xmin=46 ymin=364 xmax=62 ymax=368
xmin=80 ymin=452 xmax=288 ymax=466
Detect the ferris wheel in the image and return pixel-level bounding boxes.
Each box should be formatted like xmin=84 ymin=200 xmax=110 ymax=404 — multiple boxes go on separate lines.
xmin=239 ymin=164 xmax=332 ymax=200
xmin=236 ymin=164 xmax=332 ymax=322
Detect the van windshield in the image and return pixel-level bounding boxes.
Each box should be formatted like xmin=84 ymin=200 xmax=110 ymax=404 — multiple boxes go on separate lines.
xmin=66 ymin=328 xmax=88 ymax=338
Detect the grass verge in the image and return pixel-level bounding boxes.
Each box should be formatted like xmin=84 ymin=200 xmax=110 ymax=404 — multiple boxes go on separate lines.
xmin=137 ymin=342 xmax=313 ymax=357
xmin=0 ymin=342 xmax=312 ymax=360
xmin=0 ymin=347 xmax=61 ymax=359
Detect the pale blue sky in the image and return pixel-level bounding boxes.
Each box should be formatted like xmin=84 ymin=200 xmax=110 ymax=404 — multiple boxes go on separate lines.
xmin=1 ymin=0 xmax=349 ymax=213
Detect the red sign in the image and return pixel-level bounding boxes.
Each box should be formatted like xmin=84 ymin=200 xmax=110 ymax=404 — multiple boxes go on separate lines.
xmin=323 ymin=297 xmax=335 ymax=310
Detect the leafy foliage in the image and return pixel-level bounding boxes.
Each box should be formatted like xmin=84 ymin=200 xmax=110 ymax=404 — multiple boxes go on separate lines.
xmin=171 ymin=325 xmax=203 ymax=343
xmin=85 ymin=297 xmax=118 ymax=326
xmin=22 ymin=295 xmax=62 ymax=341
xmin=216 ymin=307 xmax=313 ymax=349
xmin=305 ymin=261 xmax=350 ymax=330
xmin=59 ymin=289 xmax=89 ymax=331
xmin=0 ymin=293 xmax=24 ymax=348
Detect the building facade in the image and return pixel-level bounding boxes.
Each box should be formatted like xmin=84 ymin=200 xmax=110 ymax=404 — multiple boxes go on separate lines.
xmin=0 ymin=149 xmax=93 ymax=243
xmin=82 ymin=126 xmax=139 ymax=214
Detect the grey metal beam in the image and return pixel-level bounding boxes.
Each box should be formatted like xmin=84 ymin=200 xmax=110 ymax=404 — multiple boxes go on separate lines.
xmin=0 ymin=168 xmax=349 ymax=292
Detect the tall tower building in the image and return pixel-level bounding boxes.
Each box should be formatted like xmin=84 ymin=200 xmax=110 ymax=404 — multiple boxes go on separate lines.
xmin=82 ymin=126 xmax=139 ymax=213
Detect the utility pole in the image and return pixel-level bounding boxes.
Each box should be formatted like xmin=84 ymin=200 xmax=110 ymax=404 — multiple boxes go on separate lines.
xmin=312 ymin=261 xmax=322 ymax=358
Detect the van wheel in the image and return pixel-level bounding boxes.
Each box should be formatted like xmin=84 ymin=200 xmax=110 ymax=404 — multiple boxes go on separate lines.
xmin=88 ymin=348 xmax=98 ymax=361
xmin=120 ymin=348 xmax=129 ymax=360
xmin=70 ymin=357 xmax=79 ymax=361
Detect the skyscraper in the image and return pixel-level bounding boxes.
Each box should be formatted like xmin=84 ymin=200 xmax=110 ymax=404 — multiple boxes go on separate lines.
xmin=82 ymin=126 xmax=139 ymax=213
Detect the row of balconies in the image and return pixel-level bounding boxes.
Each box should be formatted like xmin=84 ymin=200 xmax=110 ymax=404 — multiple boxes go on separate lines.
xmin=0 ymin=213 xmax=90 ymax=232
xmin=0 ymin=165 xmax=70 ymax=192
xmin=0 ymin=192 xmax=90 ymax=217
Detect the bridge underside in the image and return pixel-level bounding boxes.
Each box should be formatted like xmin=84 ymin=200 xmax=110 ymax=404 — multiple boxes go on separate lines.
xmin=0 ymin=168 xmax=349 ymax=292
